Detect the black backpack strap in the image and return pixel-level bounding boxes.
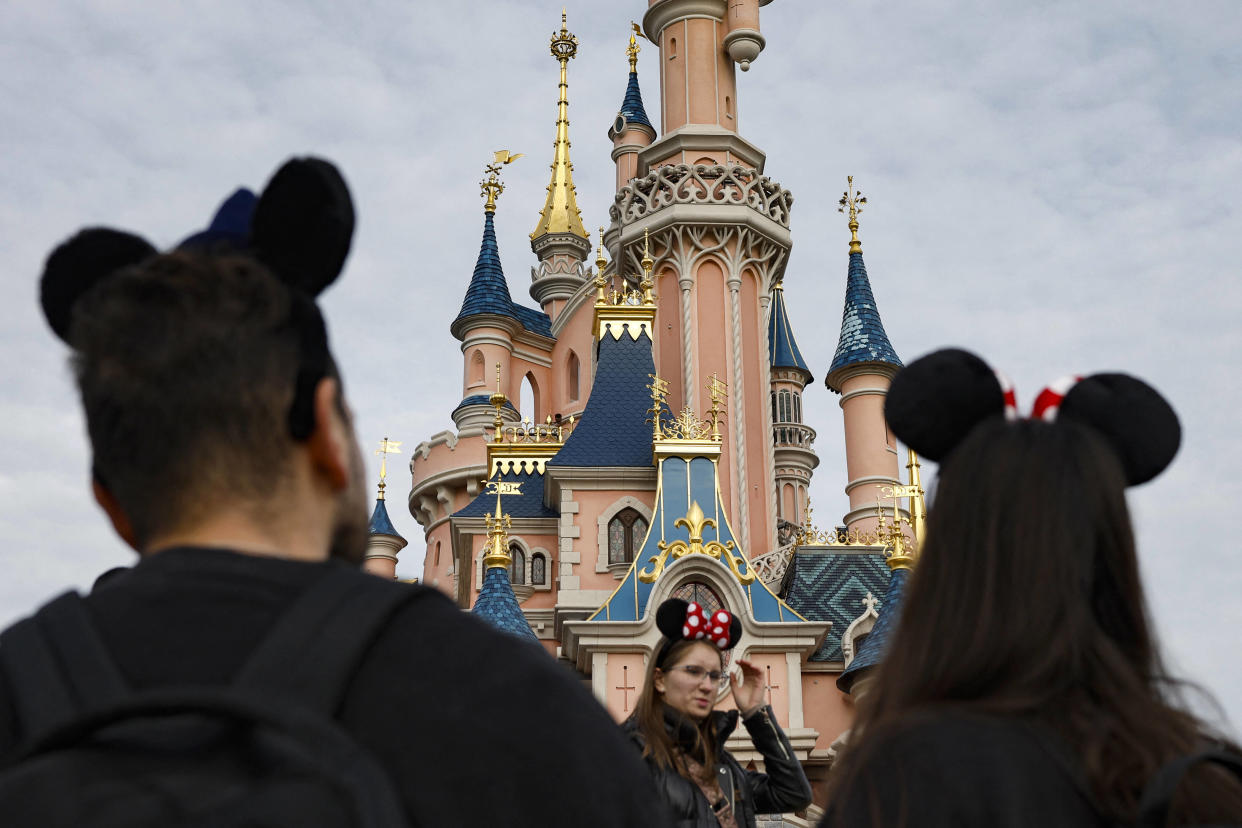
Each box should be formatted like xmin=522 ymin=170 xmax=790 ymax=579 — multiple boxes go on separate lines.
xmin=1136 ymin=747 xmax=1242 ymax=828
xmin=0 ymin=591 xmax=130 ymax=740
xmin=233 ymin=572 xmax=413 ymax=715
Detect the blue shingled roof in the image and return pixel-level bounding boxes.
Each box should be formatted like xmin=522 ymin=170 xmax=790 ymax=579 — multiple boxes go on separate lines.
xmin=782 ymin=549 xmax=890 ymax=662
xmin=837 ymin=566 xmax=907 ymax=693
xmin=368 ymin=497 xmax=402 ymax=539
xmin=455 ymin=471 xmax=557 ymax=519
xmin=768 ymin=287 xmax=812 ymax=380
xmin=472 ymin=565 xmax=539 ymax=642
xmin=453 ymin=210 xmax=552 ymax=338
xmin=826 ymin=252 xmax=902 ymax=389
xmin=549 ymin=331 xmax=656 ymax=468
xmin=619 ymin=71 xmax=652 ymax=130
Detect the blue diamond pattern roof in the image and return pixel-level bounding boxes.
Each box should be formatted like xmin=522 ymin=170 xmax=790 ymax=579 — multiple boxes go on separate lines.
xmin=549 ymin=331 xmax=656 ymax=468
xmin=826 ymin=252 xmax=902 ymax=389
xmin=367 ymin=497 xmax=402 ymax=539
xmin=454 ymin=210 xmax=552 ymax=338
xmin=620 ymin=71 xmax=652 ymax=130
xmin=782 ymin=549 xmax=890 ymax=662
xmin=837 ymin=566 xmax=907 ymax=692
xmin=456 ymin=471 xmax=557 ymax=519
xmin=472 ymin=565 xmax=539 ymax=642
xmin=768 ymin=287 xmax=812 ymax=379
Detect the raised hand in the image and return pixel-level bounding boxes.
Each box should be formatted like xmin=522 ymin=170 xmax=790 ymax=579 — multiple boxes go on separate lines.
xmin=730 ymin=658 xmax=765 ymax=717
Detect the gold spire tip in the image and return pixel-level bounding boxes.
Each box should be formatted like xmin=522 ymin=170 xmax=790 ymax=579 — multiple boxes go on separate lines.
xmin=595 ymin=226 xmax=607 ymax=272
xmin=838 ymin=175 xmax=867 ymax=255
xmin=374 ymin=437 xmax=402 ymax=500
xmin=627 ymin=23 xmax=642 ymax=71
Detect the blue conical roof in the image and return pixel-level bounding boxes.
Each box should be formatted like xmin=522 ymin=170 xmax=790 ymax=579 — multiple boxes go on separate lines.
xmin=453 ymin=210 xmax=551 ymax=338
xmin=825 ymin=252 xmax=902 ymax=391
xmin=837 ymin=566 xmax=907 ymax=693
xmin=768 ymin=286 xmax=812 ymax=381
xmin=619 ymin=71 xmax=652 ymax=130
xmin=472 ymin=565 xmax=539 ymax=643
xmin=368 ymin=497 xmax=402 ymax=539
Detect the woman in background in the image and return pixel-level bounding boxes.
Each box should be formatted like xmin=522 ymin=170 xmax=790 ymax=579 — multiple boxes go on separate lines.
xmin=822 ymin=348 xmax=1242 ymax=827
xmin=625 ymin=598 xmax=812 ymax=827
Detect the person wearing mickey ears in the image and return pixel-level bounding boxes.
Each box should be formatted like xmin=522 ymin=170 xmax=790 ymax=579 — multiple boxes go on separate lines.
xmin=623 ymin=597 xmax=813 ymax=827
xmin=0 ymin=158 xmax=673 ymax=828
xmin=821 ymin=349 xmax=1242 ymax=828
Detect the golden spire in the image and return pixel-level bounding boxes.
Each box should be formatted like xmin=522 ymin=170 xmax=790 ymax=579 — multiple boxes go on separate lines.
xmin=638 ymin=228 xmax=654 ymax=303
xmin=374 ymin=437 xmax=402 ymax=500
xmin=838 ymin=175 xmax=867 ymax=255
xmin=531 ymin=10 xmax=588 ymax=240
xmin=627 ymin=22 xmax=643 ymax=72
xmin=489 ymin=362 xmax=508 ymax=441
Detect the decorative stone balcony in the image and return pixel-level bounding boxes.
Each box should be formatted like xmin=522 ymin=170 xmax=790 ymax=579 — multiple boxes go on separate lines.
xmin=773 ymin=421 xmax=816 ymax=449
xmin=609 ymin=163 xmax=793 ymax=229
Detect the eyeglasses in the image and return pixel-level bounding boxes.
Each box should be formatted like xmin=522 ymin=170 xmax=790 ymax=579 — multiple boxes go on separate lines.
xmin=669 ymin=664 xmax=731 ymax=687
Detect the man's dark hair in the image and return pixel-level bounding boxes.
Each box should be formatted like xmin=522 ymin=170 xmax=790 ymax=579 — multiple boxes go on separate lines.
xmin=70 ymin=250 xmax=322 ymax=546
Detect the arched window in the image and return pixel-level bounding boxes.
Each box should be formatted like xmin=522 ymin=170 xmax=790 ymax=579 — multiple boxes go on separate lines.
xmin=567 ymin=351 xmax=580 ymax=402
xmin=470 ymin=350 xmax=485 ymax=386
xmin=520 ymin=373 xmax=539 ymax=423
xmin=509 ymin=542 xmax=525 ymax=585
xmin=531 ymin=553 xmax=546 ymax=586
xmin=608 ymin=508 xmax=647 ymax=565
xmin=434 ymin=540 xmax=441 ymax=567
xmin=671 ymin=581 xmax=725 ymax=617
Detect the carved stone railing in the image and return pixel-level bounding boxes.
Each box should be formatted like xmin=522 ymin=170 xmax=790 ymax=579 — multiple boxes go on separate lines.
xmin=773 ymin=421 xmax=816 ymax=449
xmin=610 ymin=164 xmax=793 ymax=229
xmin=749 ymin=542 xmax=797 ymax=588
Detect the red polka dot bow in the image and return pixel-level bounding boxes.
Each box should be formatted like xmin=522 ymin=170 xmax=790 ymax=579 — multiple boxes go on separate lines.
xmin=682 ymin=602 xmax=734 ymax=650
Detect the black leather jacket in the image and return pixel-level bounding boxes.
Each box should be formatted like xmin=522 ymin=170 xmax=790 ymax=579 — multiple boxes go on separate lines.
xmin=622 ymin=706 xmax=813 ymax=828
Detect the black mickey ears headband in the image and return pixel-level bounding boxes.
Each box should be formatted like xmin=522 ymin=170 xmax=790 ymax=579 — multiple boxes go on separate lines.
xmin=39 ymin=157 xmax=355 ymax=441
xmin=654 ymin=598 xmax=743 ymax=668
xmin=884 ymin=348 xmax=1181 ymax=486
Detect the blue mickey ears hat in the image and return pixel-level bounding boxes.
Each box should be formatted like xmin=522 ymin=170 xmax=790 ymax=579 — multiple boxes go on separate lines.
xmin=39 ymin=157 xmax=355 ymax=440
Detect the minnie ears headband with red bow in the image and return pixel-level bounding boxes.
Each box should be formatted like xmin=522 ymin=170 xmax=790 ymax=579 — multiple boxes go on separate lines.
xmin=654 ymin=598 xmax=742 ymax=666
xmin=39 ymin=157 xmax=354 ymax=441
xmin=884 ymin=348 xmax=1180 ymax=486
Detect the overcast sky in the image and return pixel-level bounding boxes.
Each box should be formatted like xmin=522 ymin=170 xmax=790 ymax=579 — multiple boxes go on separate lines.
xmin=1 ymin=0 xmax=1239 ymax=728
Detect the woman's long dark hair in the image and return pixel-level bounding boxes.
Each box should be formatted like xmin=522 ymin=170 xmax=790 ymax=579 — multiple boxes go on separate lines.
xmin=630 ymin=638 xmax=723 ymax=781
xmin=828 ymin=418 xmax=1242 ymax=824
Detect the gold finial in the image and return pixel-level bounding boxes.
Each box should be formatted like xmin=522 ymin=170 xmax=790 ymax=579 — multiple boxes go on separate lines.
xmin=639 ymin=228 xmax=655 ymax=303
xmin=838 ymin=175 xmax=867 ymax=255
xmin=482 ymin=479 xmax=521 ymax=570
xmin=627 ymin=22 xmax=643 ymax=72
xmin=595 ymin=226 xmax=608 ymax=273
xmin=706 ymin=374 xmax=728 ymax=441
xmin=489 ymin=363 xmax=508 ymax=440
xmin=532 ymin=11 xmax=587 ymax=240
xmin=480 ymin=150 xmax=524 ymax=213
xmin=905 ymin=449 xmax=927 ymax=548
xmin=374 ymin=437 xmax=402 ymax=500
xmin=647 ymin=373 xmax=669 ymax=440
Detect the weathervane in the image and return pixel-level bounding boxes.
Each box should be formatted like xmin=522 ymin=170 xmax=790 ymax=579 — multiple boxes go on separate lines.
xmin=627 ymin=22 xmax=644 ymax=71
xmin=838 ymin=175 xmax=867 ymax=254
xmin=480 ymin=150 xmax=523 ymax=213
xmin=374 ymin=437 xmax=402 ymax=500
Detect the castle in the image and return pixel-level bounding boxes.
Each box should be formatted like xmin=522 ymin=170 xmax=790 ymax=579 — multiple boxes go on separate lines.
xmin=363 ymin=2 xmax=925 ymax=817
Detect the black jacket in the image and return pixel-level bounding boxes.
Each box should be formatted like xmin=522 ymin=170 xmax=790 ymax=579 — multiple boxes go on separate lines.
xmin=0 ymin=548 xmax=672 ymax=828
xmin=623 ymin=705 xmax=813 ymax=828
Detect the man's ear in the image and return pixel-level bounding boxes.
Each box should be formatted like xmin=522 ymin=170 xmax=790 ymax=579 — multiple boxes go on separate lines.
xmin=92 ymin=477 xmax=138 ymax=551
xmin=306 ymin=376 xmax=351 ymax=492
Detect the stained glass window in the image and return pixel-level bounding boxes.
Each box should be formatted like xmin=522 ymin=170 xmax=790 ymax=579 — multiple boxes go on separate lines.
xmin=608 ymin=508 xmax=645 ymax=565
xmin=531 ymin=553 xmax=546 ymax=586
xmin=509 ymin=543 xmax=525 ymax=585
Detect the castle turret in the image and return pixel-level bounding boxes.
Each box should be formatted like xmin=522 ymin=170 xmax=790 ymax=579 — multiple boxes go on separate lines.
xmin=608 ymin=28 xmax=656 ymax=192
xmin=364 ymin=438 xmax=407 ymax=579
xmin=824 ymin=178 xmax=902 ymax=533
xmin=529 ymin=12 xmax=592 ymax=320
xmin=768 ymin=283 xmax=817 ymax=536
xmin=470 ymin=484 xmax=540 ymax=643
